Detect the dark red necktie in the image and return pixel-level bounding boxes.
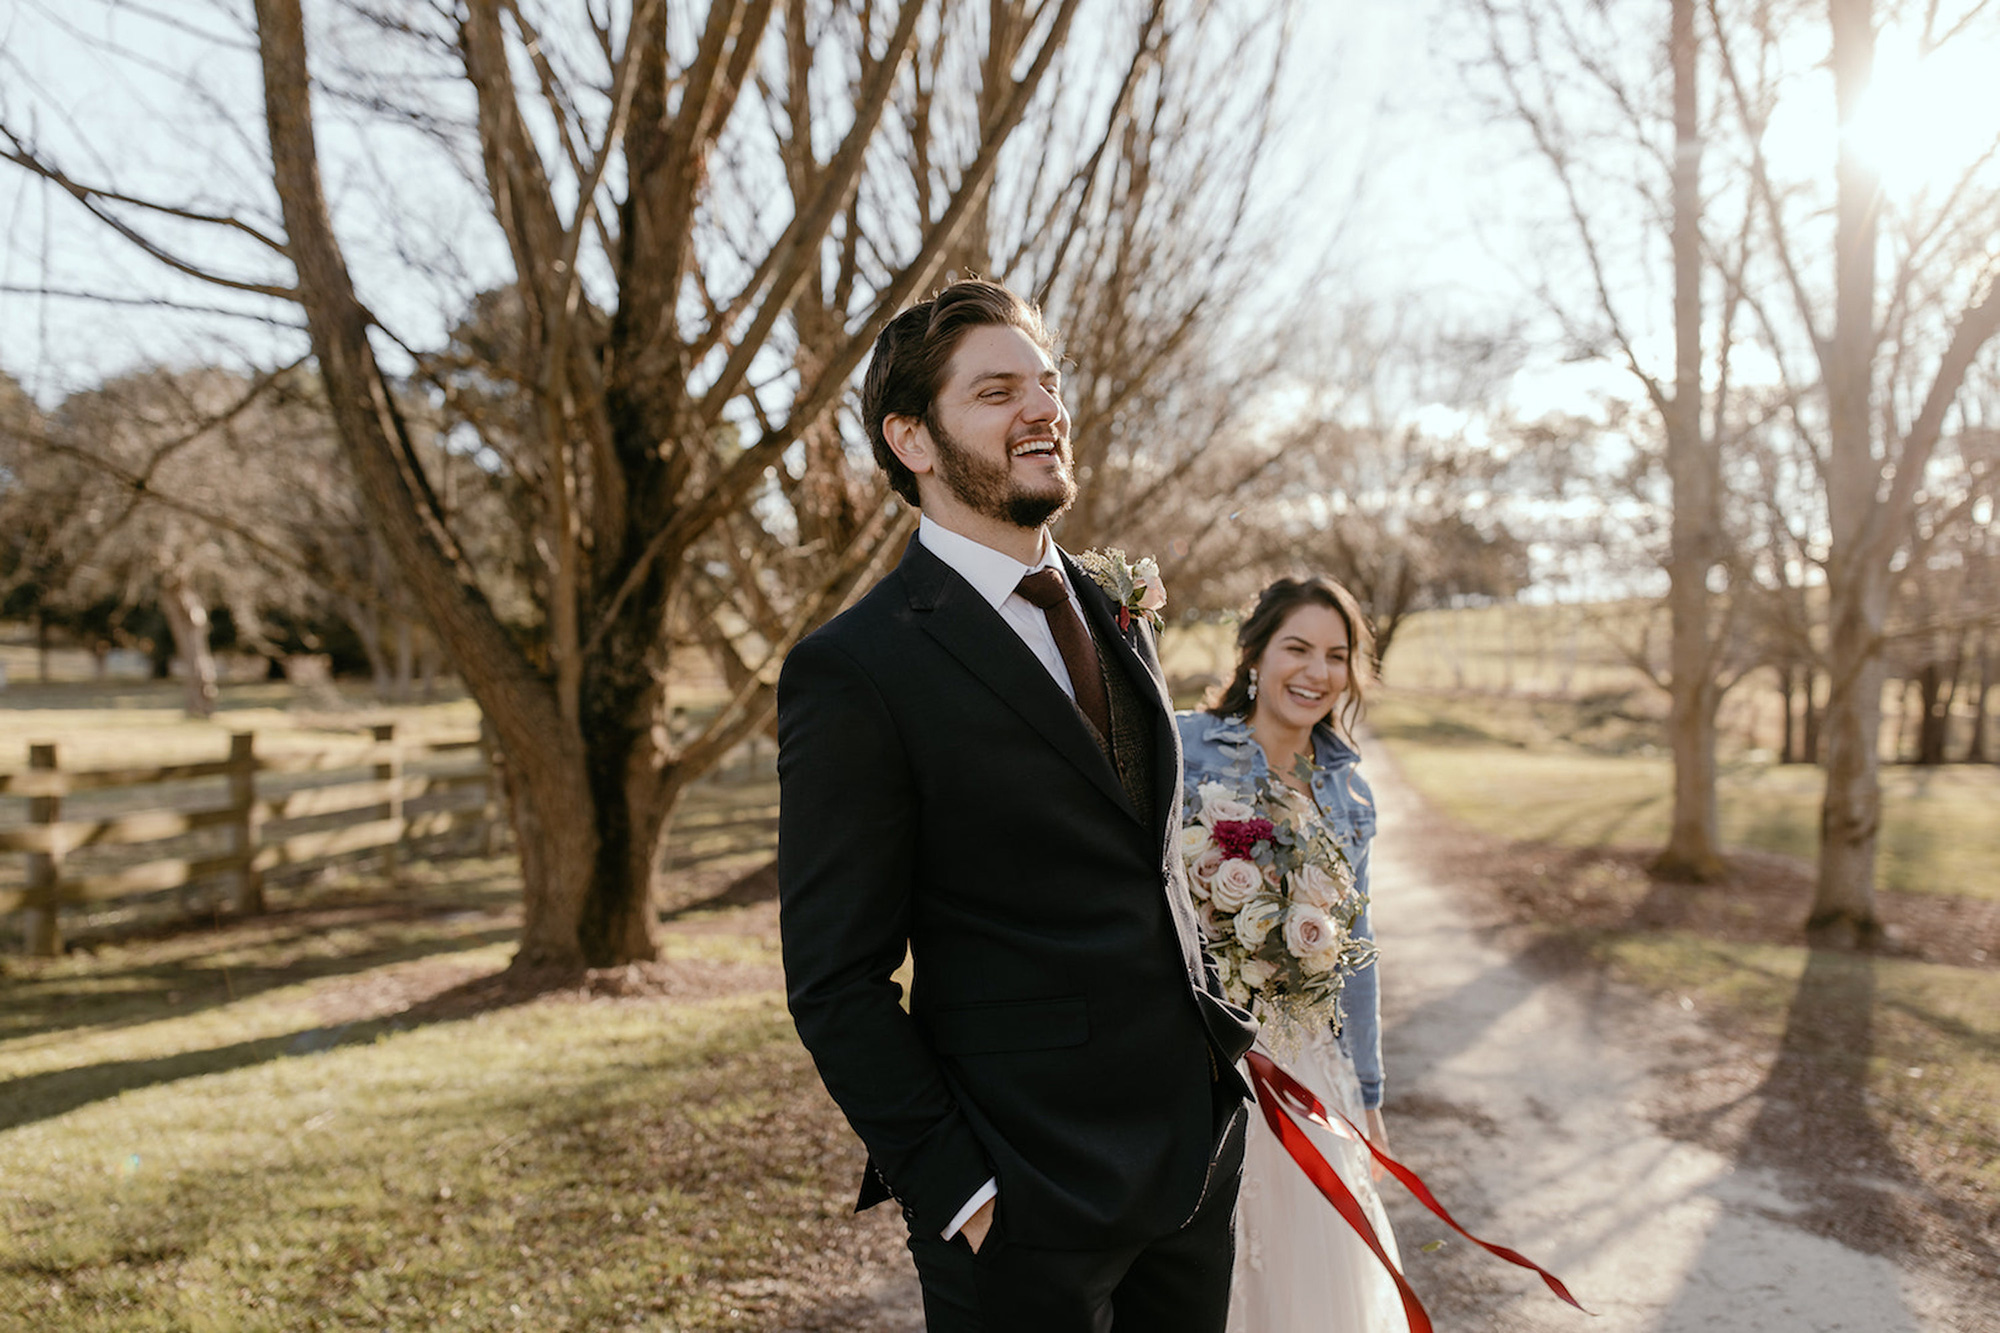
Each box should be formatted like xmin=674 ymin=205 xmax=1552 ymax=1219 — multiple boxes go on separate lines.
xmin=1016 ymin=568 xmax=1113 ymax=743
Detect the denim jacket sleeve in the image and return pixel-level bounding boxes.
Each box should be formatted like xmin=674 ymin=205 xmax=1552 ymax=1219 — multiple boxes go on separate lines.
xmin=1174 ymin=712 xmax=1385 ymax=1110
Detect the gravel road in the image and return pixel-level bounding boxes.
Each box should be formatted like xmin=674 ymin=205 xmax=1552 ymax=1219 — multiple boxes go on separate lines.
xmin=1365 ymin=747 xmax=1982 ymax=1333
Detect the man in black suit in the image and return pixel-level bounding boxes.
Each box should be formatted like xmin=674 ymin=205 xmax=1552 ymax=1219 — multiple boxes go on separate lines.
xmin=776 ymin=278 xmax=1258 ymax=1330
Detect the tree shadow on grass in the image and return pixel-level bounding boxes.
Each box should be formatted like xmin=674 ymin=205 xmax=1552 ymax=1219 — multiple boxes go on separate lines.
xmin=0 ymin=910 xmax=522 ymax=1045
xmin=1737 ymin=949 xmax=1913 ymax=1248
xmin=0 ymin=959 xmax=579 ymax=1134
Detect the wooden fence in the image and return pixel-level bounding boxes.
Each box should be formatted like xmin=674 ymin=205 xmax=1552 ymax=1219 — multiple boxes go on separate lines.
xmin=0 ymin=725 xmax=501 ymax=956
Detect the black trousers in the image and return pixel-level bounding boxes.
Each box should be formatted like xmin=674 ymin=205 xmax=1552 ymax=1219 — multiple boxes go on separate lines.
xmin=904 ymin=1105 xmax=1248 ymax=1333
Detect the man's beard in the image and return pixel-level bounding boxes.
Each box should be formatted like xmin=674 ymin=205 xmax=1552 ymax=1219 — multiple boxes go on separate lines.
xmin=928 ymin=413 xmax=1076 ymax=530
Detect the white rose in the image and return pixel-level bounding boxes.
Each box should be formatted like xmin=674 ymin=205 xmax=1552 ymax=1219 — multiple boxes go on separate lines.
xmin=1298 ymin=943 xmax=1345 ymax=977
xmin=1134 ymin=557 xmax=1166 ymax=612
xmin=1261 ymin=861 xmax=1282 ymax=888
xmin=1180 ymin=824 xmax=1217 ymax=860
xmin=1210 ymin=858 xmax=1263 ymax=912
xmin=1197 ymin=781 xmax=1256 ymax=826
xmin=1224 ymin=978 xmax=1253 ymax=1009
xmin=1233 ymin=896 xmax=1285 ymax=951
xmin=1289 ymin=863 xmax=1347 ymax=911
xmin=1282 ymin=904 xmax=1336 ymax=960
xmin=1239 ymin=956 xmax=1278 ymax=993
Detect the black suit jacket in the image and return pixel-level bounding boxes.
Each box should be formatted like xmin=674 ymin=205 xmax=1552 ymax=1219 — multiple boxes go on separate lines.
xmin=776 ymin=537 xmax=1256 ymax=1250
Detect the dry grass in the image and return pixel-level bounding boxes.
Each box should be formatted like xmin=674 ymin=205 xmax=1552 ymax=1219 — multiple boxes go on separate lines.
xmin=0 ymin=864 xmax=912 ymax=1333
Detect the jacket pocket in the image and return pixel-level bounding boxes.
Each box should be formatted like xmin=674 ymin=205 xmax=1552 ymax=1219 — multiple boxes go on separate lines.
xmin=926 ymin=996 xmax=1089 ymax=1056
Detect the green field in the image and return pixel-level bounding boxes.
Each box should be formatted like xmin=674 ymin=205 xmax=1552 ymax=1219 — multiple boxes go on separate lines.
xmin=1369 ymin=692 xmax=2000 ymax=902
xmin=0 ymin=865 xmax=881 ymax=1332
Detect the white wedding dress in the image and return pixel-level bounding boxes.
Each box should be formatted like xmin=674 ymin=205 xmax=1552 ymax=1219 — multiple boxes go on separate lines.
xmin=1229 ymin=1024 xmax=1406 ymax=1333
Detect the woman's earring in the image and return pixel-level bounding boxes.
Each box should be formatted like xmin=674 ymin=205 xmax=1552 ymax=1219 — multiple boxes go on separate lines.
xmin=1247 ymin=668 xmax=1258 ymax=702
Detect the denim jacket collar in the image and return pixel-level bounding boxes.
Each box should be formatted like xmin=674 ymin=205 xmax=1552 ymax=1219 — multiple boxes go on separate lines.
xmin=1184 ymin=710 xmax=1359 ymax=780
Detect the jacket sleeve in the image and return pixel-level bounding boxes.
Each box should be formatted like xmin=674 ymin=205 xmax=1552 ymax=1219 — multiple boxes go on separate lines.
xmin=776 ymin=635 xmax=993 ymax=1235
xmin=1335 ymin=841 xmax=1384 ymax=1109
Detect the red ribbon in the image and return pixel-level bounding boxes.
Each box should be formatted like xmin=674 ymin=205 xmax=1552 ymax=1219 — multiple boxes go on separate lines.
xmin=1243 ymin=1050 xmax=1592 ymax=1328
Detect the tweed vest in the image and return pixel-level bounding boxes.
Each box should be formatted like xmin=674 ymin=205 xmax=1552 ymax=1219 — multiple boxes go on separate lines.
xmin=1082 ymin=617 xmax=1156 ymax=830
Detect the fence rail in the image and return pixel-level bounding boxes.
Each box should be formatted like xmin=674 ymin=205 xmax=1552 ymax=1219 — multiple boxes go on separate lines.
xmin=2 ymin=725 xmax=502 ymax=954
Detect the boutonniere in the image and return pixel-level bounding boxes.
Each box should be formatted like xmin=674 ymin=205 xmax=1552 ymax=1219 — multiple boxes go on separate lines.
xmin=1076 ymin=547 xmax=1167 ymax=632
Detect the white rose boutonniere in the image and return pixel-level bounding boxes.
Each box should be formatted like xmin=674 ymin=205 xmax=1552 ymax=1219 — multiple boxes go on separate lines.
xmin=1075 ymin=546 xmax=1166 ymax=632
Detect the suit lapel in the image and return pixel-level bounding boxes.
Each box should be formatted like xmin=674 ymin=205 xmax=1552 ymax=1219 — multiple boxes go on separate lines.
xmin=902 ymin=541 xmax=1140 ymax=823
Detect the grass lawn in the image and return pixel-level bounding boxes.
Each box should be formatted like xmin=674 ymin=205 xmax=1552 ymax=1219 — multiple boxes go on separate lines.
xmin=1371 ymin=691 xmax=2000 ymax=902
xmin=0 ymin=859 xmax=894 ymax=1333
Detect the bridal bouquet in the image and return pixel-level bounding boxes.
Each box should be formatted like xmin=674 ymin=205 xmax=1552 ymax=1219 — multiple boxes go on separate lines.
xmin=1181 ymin=765 xmax=1374 ymax=1034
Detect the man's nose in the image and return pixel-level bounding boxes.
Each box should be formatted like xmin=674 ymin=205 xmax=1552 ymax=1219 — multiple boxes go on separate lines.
xmin=1023 ymin=385 xmax=1062 ymax=424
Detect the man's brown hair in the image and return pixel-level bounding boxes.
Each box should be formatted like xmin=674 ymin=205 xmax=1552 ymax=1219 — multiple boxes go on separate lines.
xmin=861 ymin=279 xmax=1057 ymax=506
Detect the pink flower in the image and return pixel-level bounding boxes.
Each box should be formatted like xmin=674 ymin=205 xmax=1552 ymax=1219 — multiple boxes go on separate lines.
xmin=1190 ymin=847 xmax=1224 ymax=889
xmin=1282 ymin=904 xmax=1336 ymax=959
xmin=1210 ymin=858 xmax=1263 ymax=912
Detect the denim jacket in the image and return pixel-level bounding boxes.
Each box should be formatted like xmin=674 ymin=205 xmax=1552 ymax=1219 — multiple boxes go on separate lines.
xmin=1175 ymin=709 xmax=1383 ymax=1109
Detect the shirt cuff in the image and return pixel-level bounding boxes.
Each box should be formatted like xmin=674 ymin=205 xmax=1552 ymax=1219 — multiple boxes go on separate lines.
xmin=942 ymin=1178 xmax=998 ymax=1240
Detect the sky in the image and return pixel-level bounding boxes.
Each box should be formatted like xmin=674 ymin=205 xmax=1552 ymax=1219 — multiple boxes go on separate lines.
xmin=4 ymin=1 xmax=1996 ymax=426
xmin=0 ymin=0 xmax=1557 ymax=407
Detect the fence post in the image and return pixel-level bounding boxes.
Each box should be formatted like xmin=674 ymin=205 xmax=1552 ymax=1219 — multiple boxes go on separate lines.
xmin=373 ymin=723 xmax=403 ymax=885
xmin=23 ymin=743 xmax=62 ymax=957
xmin=229 ymin=732 xmax=265 ymax=914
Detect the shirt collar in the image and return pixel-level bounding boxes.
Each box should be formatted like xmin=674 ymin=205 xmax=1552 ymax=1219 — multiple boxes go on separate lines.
xmin=917 ymin=514 xmax=1062 ymax=612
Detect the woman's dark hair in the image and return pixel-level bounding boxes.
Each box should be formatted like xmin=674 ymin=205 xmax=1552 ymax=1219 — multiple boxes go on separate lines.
xmin=1208 ymin=575 xmax=1374 ymax=743
xmin=861 ymin=279 xmax=1056 ymax=506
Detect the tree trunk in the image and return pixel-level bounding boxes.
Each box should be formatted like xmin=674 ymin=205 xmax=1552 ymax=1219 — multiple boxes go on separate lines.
xmin=1809 ymin=0 xmax=1886 ymax=946
xmin=1653 ymin=0 xmax=1726 ymax=881
xmin=394 ymin=615 xmax=415 ymax=702
xmin=1914 ymin=658 xmax=1949 ymax=767
xmin=1966 ymin=630 xmax=1992 ymax=762
xmin=1891 ymin=675 xmax=1915 ymax=763
xmin=1813 ymin=595 xmax=1887 ymax=945
xmin=1804 ymin=665 xmax=1823 ymax=764
xmin=159 ymin=573 xmax=220 ymax=718
xmin=256 ymin=0 xmax=615 ymax=967
xmin=1779 ymin=664 xmax=1799 ymax=763
xmin=353 ymin=605 xmax=392 ymax=698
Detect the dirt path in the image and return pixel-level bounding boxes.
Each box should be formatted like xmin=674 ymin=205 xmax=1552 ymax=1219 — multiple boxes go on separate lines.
xmin=1364 ymin=747 xmax=1980 ymax=1333
xmin=807 ymin=750 xmax=1986 ymax=1332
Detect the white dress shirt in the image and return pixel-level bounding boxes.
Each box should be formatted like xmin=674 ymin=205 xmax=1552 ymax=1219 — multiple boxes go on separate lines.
xmin=914 ymin=514 xmax=1086 ymax=1240
xmin=917 ymin=514 xmax=1088 ymax=705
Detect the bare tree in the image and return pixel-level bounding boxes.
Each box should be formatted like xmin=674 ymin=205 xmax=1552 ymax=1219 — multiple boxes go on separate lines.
xmin=1 ymin=0 xmax=1111 ymax=966
xmin=1473 ymin=0 xmax=1753 ymax=878
xmin=0 ymin=365 xmax=359 ymax=713
xmin=1709 ymin=0 xmax=2000 ymax=942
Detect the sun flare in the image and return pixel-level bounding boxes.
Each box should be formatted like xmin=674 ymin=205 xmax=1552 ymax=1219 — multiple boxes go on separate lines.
xmin=1762 ymin=27 xmax=2000 ymax=202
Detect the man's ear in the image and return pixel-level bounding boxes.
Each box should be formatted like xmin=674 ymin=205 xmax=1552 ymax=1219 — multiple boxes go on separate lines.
xmin=884 ymin=413 xmax=935 ymax=479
